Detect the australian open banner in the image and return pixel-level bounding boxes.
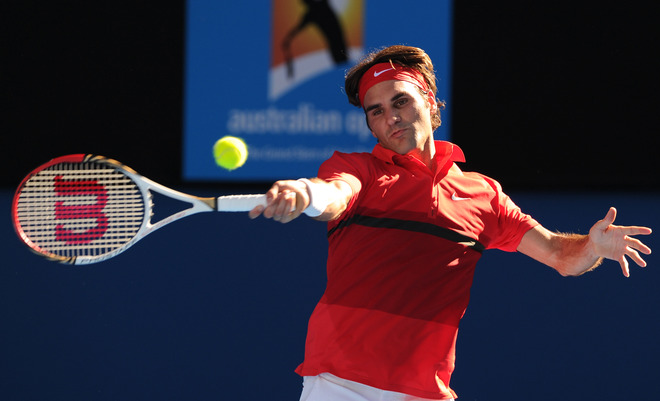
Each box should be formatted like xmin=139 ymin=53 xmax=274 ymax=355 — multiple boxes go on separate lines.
xmin=183 ymin=0 xmax=453 ymax=181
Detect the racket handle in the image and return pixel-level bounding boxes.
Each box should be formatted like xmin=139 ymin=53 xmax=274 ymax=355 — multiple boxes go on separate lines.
xmin=216 ymin=194 xmax=267 ymax=212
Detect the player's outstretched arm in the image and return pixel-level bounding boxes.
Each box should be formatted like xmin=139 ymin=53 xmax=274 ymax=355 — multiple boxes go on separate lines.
xmin=249 ymin=178 xmax=352 ymax=223
xmin=517 ymin=207 xmax=652 ymax=277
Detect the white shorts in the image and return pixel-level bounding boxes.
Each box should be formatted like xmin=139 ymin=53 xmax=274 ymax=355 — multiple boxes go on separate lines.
xmin=298 ymin=373 xmax=454 ymax=401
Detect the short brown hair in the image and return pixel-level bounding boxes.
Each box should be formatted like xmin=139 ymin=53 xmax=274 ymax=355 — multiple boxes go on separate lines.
xmin=345 ymin=45 xmax=444 ymax=130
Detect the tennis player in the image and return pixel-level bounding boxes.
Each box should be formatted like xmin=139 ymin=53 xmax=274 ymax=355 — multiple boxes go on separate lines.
xmin=249 ymin=45 xmax=652 ymax=401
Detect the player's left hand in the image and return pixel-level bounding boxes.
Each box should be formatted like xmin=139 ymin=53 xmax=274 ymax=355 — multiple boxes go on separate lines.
xmin=589 ymin=207 xmax=652 ymax=277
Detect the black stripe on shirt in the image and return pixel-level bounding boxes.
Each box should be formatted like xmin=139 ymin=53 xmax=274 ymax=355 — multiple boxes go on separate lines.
xmin=327 ymin=214 xmax=485 ymax=253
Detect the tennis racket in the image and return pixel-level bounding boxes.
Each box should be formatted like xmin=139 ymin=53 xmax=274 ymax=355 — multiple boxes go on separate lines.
xmin=12 ymin=154 xmax=267 ymax=265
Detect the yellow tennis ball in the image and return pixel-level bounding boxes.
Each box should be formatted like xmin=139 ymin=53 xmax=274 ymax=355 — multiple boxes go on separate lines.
xmin=213 ymin=136 xmax=248 ymax=170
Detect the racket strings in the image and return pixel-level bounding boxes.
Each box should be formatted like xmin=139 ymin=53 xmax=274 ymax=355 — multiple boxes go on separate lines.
xmin=15 ymin=161 xmax=145 ymax=258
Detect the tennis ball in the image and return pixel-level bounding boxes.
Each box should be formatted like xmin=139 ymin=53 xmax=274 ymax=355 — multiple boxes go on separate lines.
xmin=213 ymin=136 xmax=248 ymax=170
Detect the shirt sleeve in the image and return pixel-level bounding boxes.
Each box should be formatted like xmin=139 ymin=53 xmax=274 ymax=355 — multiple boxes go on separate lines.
xmin=317 ymin=151 xmax=370 ymax=212
xmin=484 ymin=176 xmax=540 ymax=252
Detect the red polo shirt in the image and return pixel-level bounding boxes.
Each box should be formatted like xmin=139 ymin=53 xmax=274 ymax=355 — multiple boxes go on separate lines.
xmin=295 ymin=141 xmax=538 ymax=399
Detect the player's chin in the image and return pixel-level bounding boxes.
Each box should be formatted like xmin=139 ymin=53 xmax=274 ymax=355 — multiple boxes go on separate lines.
xmin=390 ymin=140 xmax=416 ymax=156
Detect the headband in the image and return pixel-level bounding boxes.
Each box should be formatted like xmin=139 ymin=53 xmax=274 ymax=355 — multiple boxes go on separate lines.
xmin=357 ymin=63 xmax=429 ymax=107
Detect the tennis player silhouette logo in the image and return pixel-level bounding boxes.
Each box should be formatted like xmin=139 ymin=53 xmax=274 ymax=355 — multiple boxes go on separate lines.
xmin=282 ymin=0 xmax=348 ymax=78
xmin=269 ymin=0 xmax=363 ymax=100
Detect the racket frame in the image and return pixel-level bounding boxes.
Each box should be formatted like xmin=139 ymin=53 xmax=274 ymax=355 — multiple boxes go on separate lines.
xmin=12 ymin=154 xmax=266 ymax=265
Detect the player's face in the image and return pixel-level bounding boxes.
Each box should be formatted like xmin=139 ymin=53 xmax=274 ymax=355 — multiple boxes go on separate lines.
xmin=363 ymin=80 xmax=436 ymax=160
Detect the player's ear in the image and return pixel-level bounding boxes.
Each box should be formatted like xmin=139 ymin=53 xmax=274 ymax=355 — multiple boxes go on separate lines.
xmin=427 ymin=90 xmax=437 ymax=111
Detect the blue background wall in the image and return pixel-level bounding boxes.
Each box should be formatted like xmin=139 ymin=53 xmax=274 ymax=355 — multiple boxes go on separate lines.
xmin=3 ymin=1 xmax=659 ymax=400
xmin=2 ymin=190 xmax=658 ymax=400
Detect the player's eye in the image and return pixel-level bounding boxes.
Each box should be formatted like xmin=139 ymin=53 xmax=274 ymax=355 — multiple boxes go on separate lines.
xmin=370 ymin=108 xmax=383 ymax=117
xmin=394 ymin=98 xmax=408 ymax=107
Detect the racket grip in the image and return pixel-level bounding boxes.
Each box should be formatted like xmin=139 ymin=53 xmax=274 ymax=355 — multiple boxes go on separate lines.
xmin=216 ymin=194 xmax=267 ymax=212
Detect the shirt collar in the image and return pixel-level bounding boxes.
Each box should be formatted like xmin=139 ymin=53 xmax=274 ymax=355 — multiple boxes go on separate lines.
xmin=372 ymin=140 xmax=465 ymax=170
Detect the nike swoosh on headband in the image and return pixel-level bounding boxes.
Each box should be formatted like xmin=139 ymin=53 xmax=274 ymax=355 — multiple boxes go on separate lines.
xmin=358 ymin=63 xmax=429 ymax=106
xmin=374 ymin=68 xmax=394 ymax=77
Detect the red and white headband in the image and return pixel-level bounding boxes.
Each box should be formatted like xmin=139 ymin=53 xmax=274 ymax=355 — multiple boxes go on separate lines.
xmin=357 ymin=62 xmax=429 ymax=107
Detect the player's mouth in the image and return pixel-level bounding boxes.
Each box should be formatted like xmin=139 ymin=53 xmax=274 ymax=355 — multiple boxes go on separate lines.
xmin=390 ymin=128 xmax=406 ymax=139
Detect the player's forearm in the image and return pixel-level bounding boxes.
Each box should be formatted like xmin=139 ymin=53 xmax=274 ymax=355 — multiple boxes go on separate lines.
xmin=546 ymin=232 xmax=604 ymax=276
xmin=518 ymin=226 xmax=604 ymax=277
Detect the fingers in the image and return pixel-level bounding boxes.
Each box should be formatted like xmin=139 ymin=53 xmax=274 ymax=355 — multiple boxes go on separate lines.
xmin=269 ymin=190 xmax=298 ymax=223
xmin=621 ymin=235 xmax=652 ymax=269
xmin=623 ymin=226 xmax=653 ymax=236
xmin=615 ymin=220 xmax=652 ymax=273
xmin=625 ymin=246 xmax=647 ymax=268
xmin=590 ymin=207 xmax=617 ymax=234
xmin=616 ymin=230 xmax=652 ymax=276
xmin=250 ymin=180 xmax=309 ymax=223
xmin=603 ymin=207 xmax=617 ymax=226
xmin=611 ymin=234 xmax=652 ymax=277
xmin=591 ymin=207 xmax=653 ymax=277
xmin=619 ymin=255 xmax=630 ymax=278
xmin=626 ymin=235 xmax=652 ymax=256
xmin=248 ymin=204 xmax=265 ymax=219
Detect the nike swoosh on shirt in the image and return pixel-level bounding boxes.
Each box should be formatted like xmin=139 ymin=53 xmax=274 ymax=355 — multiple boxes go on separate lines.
xmin=451 ymin=193 xmax=470 ymax=201
xmin=374 ymin=68 xmax=395 ymax=77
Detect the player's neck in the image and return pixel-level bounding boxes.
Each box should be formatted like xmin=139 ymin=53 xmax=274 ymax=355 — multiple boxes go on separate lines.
xmin=408 ymin=139 xmax=435 ymax=168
